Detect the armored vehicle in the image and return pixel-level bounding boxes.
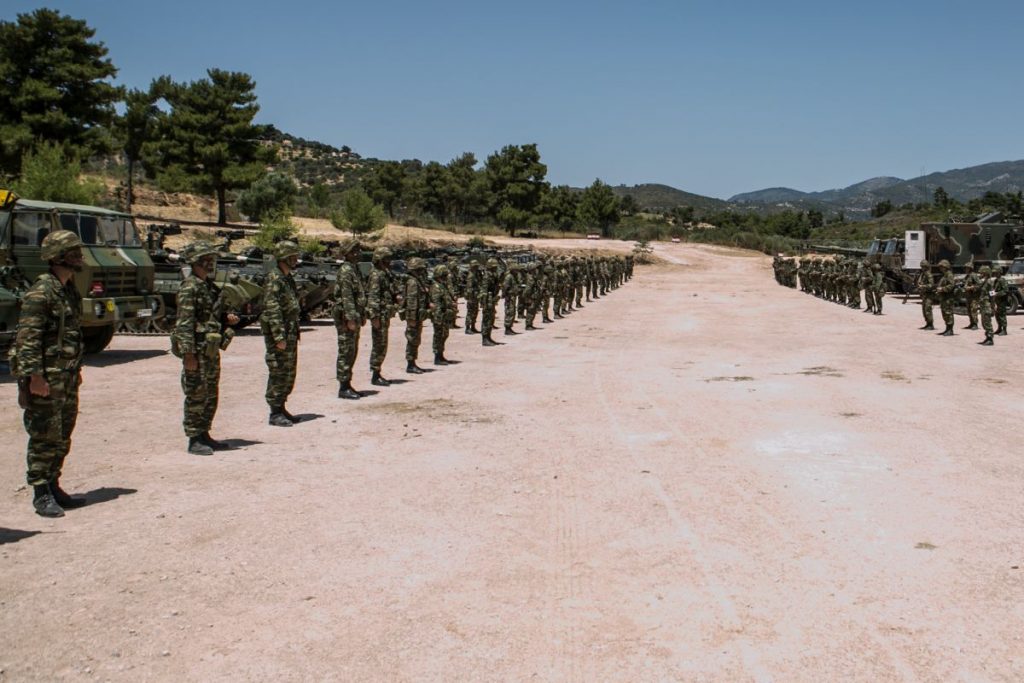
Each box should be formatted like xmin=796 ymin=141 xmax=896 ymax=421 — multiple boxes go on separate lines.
xmin=0 ymin=192 xmax=164 ymax=355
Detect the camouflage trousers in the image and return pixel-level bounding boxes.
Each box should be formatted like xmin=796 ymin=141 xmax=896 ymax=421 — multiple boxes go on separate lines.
xmin=369 ymin=319 xmax=390 ymax=372
xmin=335 ymin=323 xmax=360 ymax=384
xmin=575 ymin=284 xmax=584 ymax=306
xmin=863 ymin=288 xmax=875 ymax=312
xmin=264 ymin=334 xmax=298 ymax=410
xmin=965 ymin=296 xmax=980 ymax=326
xmin=504 ymin=297 xmax=517 ymax=330
xmin=552 ymin=292 xmax=562 ymax=315
xmin=480 ymin=297 xmax=497 ymax=336
xmin=24 ymin=369 xmax=80 ymax=486
xmin=431 ymin=314 xmax=450 ymax=357
xmin=980 ymin=298 xmax=994 ymax=335
xmin=465 ymin=296 xmax=479 ymax=330
xmin=873 ymin=288 xmax=885 ymax=314
xmin=921 ymin=297 xmax=934 ymax=326
xmin=542 ymin=294 xmax=551 ymax=319
xmin=995 ymin=300 xmax=1008 ymax=332
xmin=405 ymin=320 xmax=423 ymax=362
xmin=181 ymin=351 xmax=220 ymax=438
xmin=939 ymin=297 xmax=955 ymax=327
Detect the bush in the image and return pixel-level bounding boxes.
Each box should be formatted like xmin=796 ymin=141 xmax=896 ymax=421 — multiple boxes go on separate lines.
xmin=238 ymin=172 xmax=298 ymax=222
xmin=12 ymin=143 xmax=103 ymax=205
xmin=299 ymin=235 xmax=326 ymax=256
xmin=330 ymin=188 xmax=386 ymax=236
xmin=251 ymin=214 xmax=299 ymax=250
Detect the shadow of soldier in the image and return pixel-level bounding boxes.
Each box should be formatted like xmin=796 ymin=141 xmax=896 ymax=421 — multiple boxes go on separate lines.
xmin=82 ymin=487 xmax=138 ymax=506
xmin=0 ymin=528 xmax=42 ymax=545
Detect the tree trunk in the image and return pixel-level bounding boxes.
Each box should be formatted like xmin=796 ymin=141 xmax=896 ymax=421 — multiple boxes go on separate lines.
xmin=126 ymin=158 xmax=135 ymax=212
xmin=217 ymin=186 xmax=227 ymax=225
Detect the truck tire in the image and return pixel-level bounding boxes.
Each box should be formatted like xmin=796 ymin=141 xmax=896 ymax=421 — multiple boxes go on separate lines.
xmin=1007 ymin=293 xmax=1020 ymax=316
xmin=83 ymin=325 xmax=115 ymax=354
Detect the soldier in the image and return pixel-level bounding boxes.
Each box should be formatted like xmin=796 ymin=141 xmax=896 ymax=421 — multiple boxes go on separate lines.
xmin=961 ymin=262 xmax=981 ymax=330
xmin=446 ymin=255 xmax=462 ymax=329
xmin=172 ymin=241 xmax=235 ymax=456
xmin=934 ymin=259 xmax=956 ymax=336
xmin=502 ymin=263 xmax=519 ymax=335
xmin=463 ymin=261 xmax=481 ymax=334
xmin=430 ymin=264 xmax=455 ymax=365
xmin=977 ymin=265 xmax=995 ymax=345
xmin=479 ymin=258 xmax=502 ymax=345
xmin=991 ymin=265 xmax=1010 ymax=336
xmin=522 ymin=263 xmax=539 ymax=330
xmin=13 ymin=230 xmax=87 ymax=517
xmin=367 ymin=247 xmax=399 ymax=386
xmin=859 ymin=259 xmax=874 ymax=313
xmin=403 ymin=257 xmax=431 ymax=373
xmin=332 ymin=238 xmax=366 ymax=400
xmin=870 ymin=263 xmax=885 ymax=315
xmin=260 ymin=241 xmax=303 ymax=427
xmin=916 ymin=260 xmax=936 ymax=330
xmin=541 ymin=262 xmax=555 ymax=322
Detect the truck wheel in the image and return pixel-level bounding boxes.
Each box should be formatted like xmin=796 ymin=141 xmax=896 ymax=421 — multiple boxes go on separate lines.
xmin=1007 ymin=295 xmax=1020 ymax=316
xmin=83 ymin=325 xmax=115 ymax=354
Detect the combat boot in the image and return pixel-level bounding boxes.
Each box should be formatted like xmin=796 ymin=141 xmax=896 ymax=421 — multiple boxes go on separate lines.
xmin=964 ymin=323 xmax=978 ymax=330
xmin=482 ymin=335 xmax=498 ymax=347
xmin=337 ymin=381 xmax=361 ymax=400
xmin=938 ymin=325 xmax=954 ymax=336
xmin=32 ymin=484 xmax=64 ymax=518
xmin=920 ymin=323 xmax=934 ymax=330
xmin=554 ymin=312 xmax=563 ymax=319
xmin=434 ymin=353 xmax=450 ymax=365
xmin=371 ymin=371 xmax=391 ymax=387
xmin=542 ymin=316 xmax=553 ymax=323
xmin=406 ymin=362 xmax=425 ymax=374
xmin=50 ymin=479 xmax=86 ymax=508
xmin=188 ymin=436 xmax=214 ymax=456
xmin=268 ymin=411 xmax=293 ymax=428
xmin=280 ymin=407 xmax=301 ymax=423
xmin=504 ymin=326 xmax=518 ymax=335
xmin=525 ymin=323 xmax=537 ymax=330
xmin=979 ymin=334 xmax=994 ymax=346
xmin=997 ymin=326 xmax=1008 ymax=336
xmin=200 ymin=432 xmax=231 ymax=451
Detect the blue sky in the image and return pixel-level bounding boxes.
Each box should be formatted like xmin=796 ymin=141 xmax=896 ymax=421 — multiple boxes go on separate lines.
xmin=11 ymin=1 xmax=1024 ymax=199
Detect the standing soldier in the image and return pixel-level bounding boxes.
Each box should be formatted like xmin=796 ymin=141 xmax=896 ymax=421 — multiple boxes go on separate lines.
xmin=367 ymin=247 xmax=399 ymax=386
xmin=333 ymin=238 xmax=366 ymax=400
xmin=403 ymin=257 xmax=430 ymax=373
xmin=446 ymin=255 xmax=461 ymax=329
xmin=870 ymin=263 xmax=885 ymax=315
xmin=917 ymin=260 xmax=936 ymax=330
xmin=479 ymin=258 xmax=501 ymax=346
xmin=934 ymin=260 xmax=956 ymax=336
xmin=13 ymin=230 xmax=86 ymax=517
xmin=859 ymin=259 xmax=874 ymax=313
xmin=173 ymin=241 xmax=234 ymax=456
xmin=463 ymin=261 xmax=481 ymax=334
xmin=430 ymin=264 xmax=454 ymax=365
xmin=961 ymin=262 xmax=981 ymax=330
xmin=261 ymin=241 xmax=303 ymax=427
xmin=523 ymin=263 xmax=539 ymax=330
xmin=502 ymin=263 xmax=519 ymax=335
xmin=991 ymin=265 xmax=1010 ymax=336
xmin=977 ymin=265 xmax=995 ymax=345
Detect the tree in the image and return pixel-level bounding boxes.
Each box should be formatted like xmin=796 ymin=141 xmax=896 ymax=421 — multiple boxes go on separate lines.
xmin=806 ymin=209 xmax=824 ymax=229
xmin=577 ymin=179 xmax=620 ymax=236
xmin=146 ymin=69 xmax=274 ymax=225
xmin=0 ymin=9 xmax=122 ymax=175
xmin=330 ymin=188 xmax=386 ymax=236
xmin=619 ymin=194 xmax=641 ymax=216
xmin=871 ymin=200 xmax=893 ymax=218
xmin=671 ymin=205 xmax=695 ymax=226
xmin=537 ymin=185 xmax=579 ymax=233
xmin=251 ymin=214 xmax=298 ymax=251
xmin=933 ymin=186 xmax=950 ymax=209
xmin=484 ymin=144 xmax=548 ymax=236
xmin=237 ymin=172 xmax=297 ymax=222
xmin=12 ymin=143 xmax=103 ymax=204
xmin=114 ymin=84 xmax=161 ymax=210
xmin=363 ymin=161 xmax=405 ymax=218
xmin=444 ymin=152 xmax=487 ymax=224
xmin=306 ymin=183 xmax=332 ymax=218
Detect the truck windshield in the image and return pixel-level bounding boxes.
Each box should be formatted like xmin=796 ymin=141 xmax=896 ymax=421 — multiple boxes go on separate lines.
xmin=77 ymin=214 xmax=143 ymax=246
xmin=1008 ymin=260 xmax=1024 ymax=275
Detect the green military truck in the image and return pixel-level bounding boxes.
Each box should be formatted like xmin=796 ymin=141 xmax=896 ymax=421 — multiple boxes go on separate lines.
xmin=0 ymin=193 xmax=165 ymax=355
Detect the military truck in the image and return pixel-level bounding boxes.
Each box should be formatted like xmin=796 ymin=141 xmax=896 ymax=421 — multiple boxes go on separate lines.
xmin=0 ymin=193 xmax=164 ymax=355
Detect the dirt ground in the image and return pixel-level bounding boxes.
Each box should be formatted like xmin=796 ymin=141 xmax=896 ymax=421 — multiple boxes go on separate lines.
xmin=2 ymin=241 xmax=1023 ymax=682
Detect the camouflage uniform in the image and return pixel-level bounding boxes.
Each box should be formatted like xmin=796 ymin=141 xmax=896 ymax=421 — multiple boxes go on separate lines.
xmin=935 ymin=261 xmax=956 ymax=334
xmin=978 ymin=266 xmax=995 ymax=344
xmin=502 ymin=265 xmax=519 ymax=334
xmin=870 ymin=264 xmax=885 ymax=315
xmin=404 ymin=258 xmax=430 ymax=369
xmin=172 ymin=267 xmax=223 ymax=441
xmin=260 ymin=244 xmax=302 ymax=418
xmin=366 ymin=248 xmax=399 ymax=383
xmin=992 ymin=267 xmax=1010 ymax=335
xmin=463 ymin=263 xmax=481 ymax=334
xmin=479 ymin=259 xmax=501 ymax=343
xmin=917 ymin=263 xmax=935 ymax=330
xmin=430 ymin=265 xmax=454 ymax=362
xmin=332 ymin=258 xmax=366 ymax=390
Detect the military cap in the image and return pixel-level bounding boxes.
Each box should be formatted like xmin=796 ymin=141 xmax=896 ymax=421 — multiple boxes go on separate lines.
xmin=871 ymin=263 xmax=881 ymax=271
xmin=433 ymin=264 xmax=449 ymax=277
xmin=486 ymin=258 xmax=499 ymax=268
xmin=979 ymin=265 xmax=991 ymax=275
xmin=468 ymin=260 xmax=480 ymax=269
xmin=372 ymin=246 xmax=392 ymax=262
xmin=274 ymin=240 xmax=301 ymax=260
xmin=40 ymin=230 xmax=83 ymax=262
xmin=920 ymin=260 xmax=930 ymax=268
xmin=964 ymin=262 xmax=974 ymax=270
xmin=407 ymin=257 xmax=426 ymax=271
xmin=336 ymin=237 xmax=361 ymax=255
xmin=938 ymin=259 xmax=951 ymax=269
xmin=182 ymin=241 xmax=218 ymax=265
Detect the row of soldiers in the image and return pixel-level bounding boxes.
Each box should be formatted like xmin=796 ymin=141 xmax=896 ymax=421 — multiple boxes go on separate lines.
xmin=13 ymin=229 xmax=634 ymax=515
xmin=772 ymin=254 xmax=1013 ymax=345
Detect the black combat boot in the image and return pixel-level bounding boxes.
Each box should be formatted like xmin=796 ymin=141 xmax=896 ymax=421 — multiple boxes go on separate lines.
xmin=268 ymin=410 xmax=293 ymax=427
xmin=979 ymin=334 xmax=994 ymax=346
xmin=406 ymin=362 xmax=425 ymax=374
xmin=435 ymin=353 xmax=451 ymax=365
xmin=997 ymin=326 xmax=1008 ymax=336
xmin=504 ymin=326 xmax=518 ymax=335
xmin=371 ymin=371 xmax=391 ymax=387
xmin=482 ymin=335 xmax=498 ymax=347
xmin=554 ymin=312 xmax=563 ymax=319
xmin=337 ymin=381 xmax=361 ymax=400
xmin=280 ymin=407 xmax=301 ymax=423
xmin=464 ymin=326 xmax=474 ymax=335
xmin=33 ymin=484 xmax=64 ymax=518
xmin=964 ymin=323 xmax=978 ymax=330
xmin=200 ymin=432 xmax=231 ymax=451
xmin=525 ymin=323 xmax=537 ymax=330
xmin=920 ymin=323 xmax=934 ymax=330
xmin=938 ymin=325 xmax=954 ymax=336
xmin=542 ymin=316 xmax=553 ymax=323
xmin=50 ymin=479 xmax=86 ymax=508
xmin=188 ymin=436 xmax=214 ymax=456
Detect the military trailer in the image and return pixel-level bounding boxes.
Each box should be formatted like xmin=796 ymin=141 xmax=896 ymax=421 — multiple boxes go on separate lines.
xmin=0 ymin=193 xmax=164 ymax=355
xmin=914 ymin=213 xmax=1024 ymax=271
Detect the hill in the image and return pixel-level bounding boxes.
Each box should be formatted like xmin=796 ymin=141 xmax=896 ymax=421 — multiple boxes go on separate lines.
xmin=608 ymin=183 xmax=730 ymax=213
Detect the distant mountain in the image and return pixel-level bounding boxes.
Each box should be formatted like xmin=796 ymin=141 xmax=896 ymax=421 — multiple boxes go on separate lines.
xmin=728 ymin=187 xmax=815 ymax=204
xmin=608 ymin=183 xmax=729 ymax=213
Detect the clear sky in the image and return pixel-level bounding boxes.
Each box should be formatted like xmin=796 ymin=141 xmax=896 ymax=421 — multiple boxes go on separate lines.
xmin=10 ymin=0 xmax=1024 ymax=199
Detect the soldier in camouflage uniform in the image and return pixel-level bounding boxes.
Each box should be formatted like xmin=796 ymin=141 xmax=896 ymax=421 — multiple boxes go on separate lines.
xmin=917 ymin=260 xmax=936 ymax=330
xmin=260 ymin=241 xmax=303 ymax=427
xmin=430 ymin=264 xmax=455 ymax=364
xmin=173 ymin=242 xmax=236 ymax=456
xmin=446 ymin=255 xmax=462 ymax=329
xmin=961 ymin=262 xmax=981 ymax=330
xmin=479 ymin=258 xmax=501 ymax=345
xmin=463 ymin=261 xmax=481 ymax=334
xmin=934 ymin=259 xmax=957 ymax=336
xmin=541 ymin=262 xmax=555 ymax=322
xmin=991 ymin=265 xmax=1010 ymax=335
xmin=367 ymin=247 xmax=399 ymax=386
xmin=977 ymin=265 xmax=995 ymax=345
xmin=870 ymin=263 xmax=885 ymax=315
xmin=523 ymin=263 xmax=539 ymax=330
xmin=502 ymin=263 xmax=520 ymax=335
xmin=13 ymin=230 xmax=87 ymax=517
xmin=333 ymin=239 xmax=366 ymax=400
xmin=403 ymin=257 xmax=431 ymax=373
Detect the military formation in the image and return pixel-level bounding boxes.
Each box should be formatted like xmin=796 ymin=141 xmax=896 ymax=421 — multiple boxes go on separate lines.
xmin=11 ymin=230 xmax=633 ymax=516
xmin=773 ymin=254 xmax=1013 ymax=344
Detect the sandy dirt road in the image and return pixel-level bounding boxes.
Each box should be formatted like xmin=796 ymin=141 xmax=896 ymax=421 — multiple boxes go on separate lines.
xmin=2 ymin=242 xmax=1023 ymax=682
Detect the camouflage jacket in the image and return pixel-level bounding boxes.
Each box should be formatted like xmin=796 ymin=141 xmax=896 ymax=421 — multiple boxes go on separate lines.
xmin=332 ymin=261 xmax=366 ymax=323
xmin=992 ymin=275 xmax=1009 ymax=300
xmin=935 ymin=271 xmax=956 ymax=297
xmin=501 ymin=272 xmax=518 ymax=299
xmin=172 ymin=274 xmax=222 ymax=356
xmin=478 ymin=270 xmax=500 ymax=301
xmin=404 ymin=274 xmax=430 ymax=323
xmin=917 ymin=270 xmax=935 ymax=296
xmin=430 ymin=279 xmax=453 ymax=321
xmin=13 ymin=272 xmax=83 ymax=377
xmin=962 ymin=272 xmax=982 ymax=297
xmin=260 ymin=267 xmax=301 ymax=345
xmin=463 ymin=269 xmax=480 ymax=301
xmin=366 ymin=265 xmax=397 ymax=321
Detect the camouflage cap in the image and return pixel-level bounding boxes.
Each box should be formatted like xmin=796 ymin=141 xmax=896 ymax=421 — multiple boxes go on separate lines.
xmin=872 ymin=263 xmax=881 ymax=271
xmin=486 ymin=258 xmax=499 ymax=268
xmin=182 ymin=241 xmax=219 ymax=265
xmin=920 ymin=260 xmax=930 ymax=268
xmin=468 ymin=260 xmax=480 ymax=269
xmin=407 ymin=257 xmax=426 ymax=271
xmin=337 ymin=237 xmax=361 ymax=255
xmin=372 ymin=246 xmax=392 ymax=262
xmin=964 ymin=262 xmax=974 ymax=270
xmin=938 ymin=259 xmax=951 ymax=269
xmin=274 ymin=240 xmax=301 ymax=260
xmin=979 ymin=265 xmax=991 ymax=275
xmin=433 ymin=264 xmax=449 ymax=277
xmin=40 ymin=230 xmax=83 ymax=262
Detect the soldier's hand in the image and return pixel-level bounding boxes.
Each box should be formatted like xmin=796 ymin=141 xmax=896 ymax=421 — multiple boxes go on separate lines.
xmin=184 ymin=353 xmax=198 ymax=373
xmin=276 ymin=340 xmax=286 ymax=351
xmin=371 ymin=319 xmax=381 ymax=330
xmin=226 ymin=313 xmax=240 ymax=326
xmin=346 ymin=320 xmax=357 ymax=332
xmin=29 ymin=373 xmax=50 ymax=397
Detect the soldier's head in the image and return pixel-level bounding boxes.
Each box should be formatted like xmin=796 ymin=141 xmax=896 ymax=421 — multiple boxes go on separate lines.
xmin=964 ymin=262 xmax=974 ymax=271
xmin=872 ymin=263 xmax=881 ymax=271
xmin=920 ymin=260 xmax=931 ymax=270
xmin=372 ymin=246 xmax=392 ymax=267
xmin=274 ymin=240 xmax=301 ymax=270
xmin=41 ymin=230 xmax=84 ymax=272
xmin=992 ymin=265 xmax=1004 ymax=276
xmin=938 ymin=259 xmax=951 ymax=271
xmin=469 ymin=260 xmax=480 ymax=270
xmin=184 ymin=241 xmax=219 ymax=277
xmin=486 ymin=258 xmax=499 ymax=270
xmin=337 ymin=237 xmax=361 ymax=261
xmin=979 ymin=265 xmax=991 ymax=276
xmin=433 ymin=264 xmax=449 ymax=279
xmin=407 ymin=257 xmax=426 ymax=273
